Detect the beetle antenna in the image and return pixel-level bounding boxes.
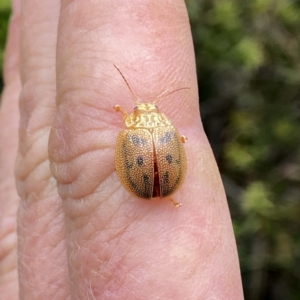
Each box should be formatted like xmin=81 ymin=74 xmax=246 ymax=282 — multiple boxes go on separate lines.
xmin=153 ymin=87 xmax=190 ymax=104
xmin=114 ymin=65 xmax=140 ymax=104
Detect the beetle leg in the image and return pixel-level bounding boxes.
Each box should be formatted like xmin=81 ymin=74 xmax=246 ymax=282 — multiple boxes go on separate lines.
xmin=169 ymin=197 xmax=182 ymax=208
xmin=114 ymin=105 xmax=128 ymax=117
xmin=180 ymin=135 xmax=187 ymax=143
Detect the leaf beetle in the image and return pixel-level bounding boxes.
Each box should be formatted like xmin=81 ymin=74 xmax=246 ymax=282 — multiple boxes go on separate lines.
xmin=114 ymin=65 xmax=188 ymax=207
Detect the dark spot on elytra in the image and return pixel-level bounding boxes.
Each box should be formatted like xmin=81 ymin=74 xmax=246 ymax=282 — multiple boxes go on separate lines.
xmin=143 ymin=174 xmax=150 ymax=184
xmin=125 ymin=161 xmax=133 ymax=169
xmin=159 ymin=132 xmax=173 ymax=144
xmin=136 ymin=156 xmax=144 ymax=166
xmin=166 ymin=154 xmax=173 ymax=164
xmin=128 ymin=178 xmax=136 ymax=189
xmin=130 ymin=135 xmax=146 ymax=146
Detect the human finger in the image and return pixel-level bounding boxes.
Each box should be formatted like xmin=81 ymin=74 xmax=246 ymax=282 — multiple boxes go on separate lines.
xmin=49 ymin=0 xmax=243 ymax=299
xmin=15 ymin=0 xmax=70 ymax=298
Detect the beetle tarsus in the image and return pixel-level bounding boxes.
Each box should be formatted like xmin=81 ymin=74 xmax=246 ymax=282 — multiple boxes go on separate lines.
xmin=169 ymin=197 xmax=182 ymax=208
xmin=180 ymin=135 xmax=187 ymax=143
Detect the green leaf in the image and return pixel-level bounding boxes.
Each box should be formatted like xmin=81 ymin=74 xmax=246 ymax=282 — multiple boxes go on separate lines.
xmin=242 ymin=181 xmax=274 ymax=216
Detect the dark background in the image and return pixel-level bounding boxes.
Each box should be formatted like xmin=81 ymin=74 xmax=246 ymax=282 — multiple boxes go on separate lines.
xmin=0 ymin=1 xmax=299 ymax=299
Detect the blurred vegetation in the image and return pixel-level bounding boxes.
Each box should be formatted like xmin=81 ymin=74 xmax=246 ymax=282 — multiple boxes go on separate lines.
xmin=186 ymin=0 xmax=300 ymax=299
xmin=0 ymin=0 xmax=10 ymax=91
xmin=0 ymin=0 xmax=299 ymax=299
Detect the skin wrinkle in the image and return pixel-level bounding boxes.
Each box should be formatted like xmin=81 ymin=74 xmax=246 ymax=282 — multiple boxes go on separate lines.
xmin=62 ymin=193 xmax=111 ymax=221
xmin=16 ymin=134 xmax=50 ymax=179
xmin=67 ymin=202 xmax=130 ymax=244
xmin=66 ymin=100 xmax=117 ymax=125
xmin=86 ymin=279 xmax=97 ymax=300
xmin=56 ymin=157 xmax=115 ymax=200
xmin=16 ymin=160 xmax=53 ymax=201
xmin=102 ymin=250 xmax=131 ymax=294
xmin=56 ymin=67 xmax=113 ymax=105
xmin=56 ymin=85 xmax=113 ymax=109
xmin=68 ymin=208 xmax=177 ymax=298
xmin=18 ymin=116 xmax=54 ymax=161
xmin=18 ymin=105 xmax=47 ymax=143
xmin=20 ymin=106 xmax=55 ymax=138
xmin=120 ymin=203 xmax=159 ymax=230
xmin=0 ymin=238 xmax=16 ymax=276
xmin=100 ymin=257 xmax=133 ymax=298
xmin=17 ymin=237 xmax=65 ymax=294
xmin=16 ymin=135 xmax=48 ymax=169
xmin=20 ymin=15 xmax=72 ymax=284
xmin=73 ymin=21 xmax=112 ymax=44
xmin=49 ymin=107 xmax=117 ymax=164
xmin=116 ymin=268 xmax=140 ymax=299
xmin=64 ymin=200 xmax=119 ymax=233
xmin=20 ymin=55 xmax=55 ymax=83
xmin=20 ymin=55 xmax=55 ymax=85
xmin=50 ymin=142 xmax=114 ymax=171
xmin=18 ymin=201 xmax=60 ymax=241
xmin=62 ymin=190 xmax=119 ymax=222
xmin=55 ymin=151 xmax=109 ymax=185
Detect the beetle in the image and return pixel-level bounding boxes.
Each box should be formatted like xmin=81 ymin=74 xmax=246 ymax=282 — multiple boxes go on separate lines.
xmin=114 ymin=65 xmax=187 ymax=207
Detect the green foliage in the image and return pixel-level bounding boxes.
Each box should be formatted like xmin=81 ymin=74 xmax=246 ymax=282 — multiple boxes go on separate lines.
xmin=186 ymin=0 xmax=300 ymax=299
xmin=0 ymin=0 xmax=10 ymax=10
xmin=0 ymin=0 xmax=10 ymax=90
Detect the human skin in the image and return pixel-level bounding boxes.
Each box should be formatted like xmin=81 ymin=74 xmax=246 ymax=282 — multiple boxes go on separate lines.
xmin=0 ymin=0 xmax=244 ymax=299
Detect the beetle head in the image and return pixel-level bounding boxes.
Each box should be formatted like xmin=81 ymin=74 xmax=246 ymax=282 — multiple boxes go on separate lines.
xmin=134 ymin=103 xmax=159 ymax=113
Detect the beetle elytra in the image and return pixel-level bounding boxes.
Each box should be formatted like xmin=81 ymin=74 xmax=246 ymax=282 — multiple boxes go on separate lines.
xmin=114 ymin=65 xmax=187 ymax=207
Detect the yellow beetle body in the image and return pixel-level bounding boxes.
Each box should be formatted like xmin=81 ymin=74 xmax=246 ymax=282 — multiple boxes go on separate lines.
xmin=113 ymin=65 xmax=187 ymax=206
xmin=115 ymin=103 xmax=187 ymax=201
